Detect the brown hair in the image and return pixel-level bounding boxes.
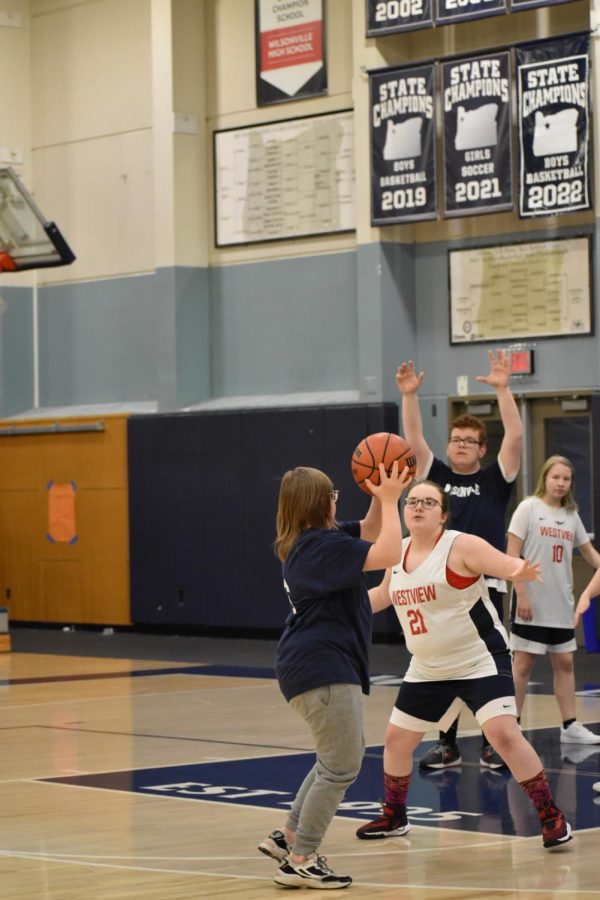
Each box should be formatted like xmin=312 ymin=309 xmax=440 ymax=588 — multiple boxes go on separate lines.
xmin=450 ymin=414 xmax=487 ymax=445
xmin=406 ymin=480 xmax=450 ymax=519
xmin=275 ymin=467 xmax=335 ymax=561
xmin=533 ymin=455 xmax=578 ymax=511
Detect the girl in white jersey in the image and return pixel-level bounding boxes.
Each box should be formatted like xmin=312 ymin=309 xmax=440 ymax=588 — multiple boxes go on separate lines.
xmin=356 ymin=480 xmax=572 ymax=850
xmin=507 ymin=455 xmax=600 ymax=745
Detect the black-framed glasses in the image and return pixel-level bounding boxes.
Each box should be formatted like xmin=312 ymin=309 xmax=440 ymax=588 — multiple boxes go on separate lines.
xmin=449 ymin=437 xmax=482 ymax=446
xmin=405 ymin=496 xmax=441 ymax=510
xmin=330 ymin=490 xmax=339 ymax=502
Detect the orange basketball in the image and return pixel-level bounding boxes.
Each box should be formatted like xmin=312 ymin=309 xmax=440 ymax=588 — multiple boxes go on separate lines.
xmin=351 ymin=432 xmax=416 ymax=494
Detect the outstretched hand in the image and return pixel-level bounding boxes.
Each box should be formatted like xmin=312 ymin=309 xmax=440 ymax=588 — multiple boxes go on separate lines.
xmin=509 ymin=558 xmax=543 ymax=584
xmin=365 ymin=461 xmax=414 ymax=501
xmin=396 ymin=360 xmax=424 ymax=396
xmin=475 ymin=349 xmax=510 ymax=389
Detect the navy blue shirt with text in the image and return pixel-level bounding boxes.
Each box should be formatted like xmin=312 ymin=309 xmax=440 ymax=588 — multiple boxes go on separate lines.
xmin=428 ymin=457 xmax=514 ymax=551
xmin=275 ymin=521 xmax=372 ymax=703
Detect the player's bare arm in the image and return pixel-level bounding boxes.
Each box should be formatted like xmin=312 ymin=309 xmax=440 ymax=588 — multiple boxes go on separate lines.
xmin=475 ymin=349 xmax=522 ymax=480
xmin=364 ymin=464 xmax=411 ymax=571
xmin=396 ymin=360 xmax=431 ymax=477
xmin=579 ymin=541 xmax=600 ymax=570
xmin=507 ymin=533 xmax=533 ymax=619
xmin=450 ymin=533 xmax=542 ymax=584
xmin=369 ymin=567 xmax=393 ymax=614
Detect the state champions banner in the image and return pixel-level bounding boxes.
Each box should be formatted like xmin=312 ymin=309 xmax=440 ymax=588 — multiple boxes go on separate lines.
xmin=370 ymin=64 xmax=436 ymax=224
xmin=442 ymin=52 xmax=512 ymax=217
xmin=517 ymin=34 xmax=591 ymax=218
xmin=256 ymin=0 xmax=327 ymax=106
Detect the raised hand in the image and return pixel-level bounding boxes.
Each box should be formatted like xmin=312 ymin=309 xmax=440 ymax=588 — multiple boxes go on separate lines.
xmin=475 ymin=349 xmax=510 ymax=389
xmin=396 ymin=360 xmax=425 ymax=396
xmin=365 ymin=461 xmax=414 ymax=501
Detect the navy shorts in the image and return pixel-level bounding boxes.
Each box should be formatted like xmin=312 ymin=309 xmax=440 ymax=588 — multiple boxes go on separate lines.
xmin=390 ymin=652 xmax=516 ymax=732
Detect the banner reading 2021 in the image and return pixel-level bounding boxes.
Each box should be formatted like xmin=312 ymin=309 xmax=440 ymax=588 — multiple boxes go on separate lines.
xmin=442 ymin=53 xmax=512 ymax=216
xmin=517 ymin=35 xmax=591 ymax=218
xmin=370 ymin=64 xmax=436 ymax=224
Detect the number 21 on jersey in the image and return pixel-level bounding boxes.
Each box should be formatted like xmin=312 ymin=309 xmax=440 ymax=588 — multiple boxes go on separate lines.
xmin=406 ymin=608 xmax=428 ymax=635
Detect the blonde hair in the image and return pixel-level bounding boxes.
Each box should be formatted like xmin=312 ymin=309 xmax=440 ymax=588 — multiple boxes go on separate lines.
xmin=533 ymin=455 xmax=578 ymax=511
xmin=275 ymin=467 xmax=335 ymax=561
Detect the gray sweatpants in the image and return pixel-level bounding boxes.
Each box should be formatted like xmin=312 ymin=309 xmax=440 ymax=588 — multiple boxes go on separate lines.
xmin=286 ymin=682 xmax=365 ymax=856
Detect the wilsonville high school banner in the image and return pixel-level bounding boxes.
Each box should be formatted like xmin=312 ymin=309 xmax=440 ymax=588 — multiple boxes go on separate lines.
xmin=442 ymin=53 xmax=512 ymax=216
xmin=517 ymin=34 xmax=591 ymax=218
xmin=370 ymin=64 xmax=437 ymax=224
xmin=256 ymin=0 xmax=326 ymax=106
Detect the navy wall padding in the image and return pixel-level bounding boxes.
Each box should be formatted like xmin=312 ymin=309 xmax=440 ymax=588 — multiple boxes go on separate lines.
xmin=128 ymin=404 xmax=402 ymax=637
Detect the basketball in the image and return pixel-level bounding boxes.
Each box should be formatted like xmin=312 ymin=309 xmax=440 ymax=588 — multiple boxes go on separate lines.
xmin=351 ymin=432 xmax=417 ymax=494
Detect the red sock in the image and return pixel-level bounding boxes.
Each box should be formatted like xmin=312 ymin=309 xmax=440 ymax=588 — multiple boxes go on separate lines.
xmin=384 ymin=771 xmax=411 ymax=809
xmin=519 ymin=769 xmax=555 ymax=816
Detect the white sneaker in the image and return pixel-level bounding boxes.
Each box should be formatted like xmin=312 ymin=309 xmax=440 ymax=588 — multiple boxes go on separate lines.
xmin=560 ymin=721 xmax=600 ymax=744
xmin=274 ymin=853 xmax=352 ymax=889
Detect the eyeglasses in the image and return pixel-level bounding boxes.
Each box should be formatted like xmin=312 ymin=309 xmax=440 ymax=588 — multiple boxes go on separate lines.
xmin=330 ymin=490 xmax=339 ymax=502
xmin=405 ymin=496 xmax=442 ymax=510
xmin=449 ymin=437 xmax=482 ymax=447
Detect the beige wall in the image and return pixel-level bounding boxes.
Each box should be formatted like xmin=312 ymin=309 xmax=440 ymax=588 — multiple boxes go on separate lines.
xmin=1 ymin=1 xmax=596 ymax=277
xmin=0 ymin=0 xmax=32 ymax=287
xmin=31 ymin=0 xmax=154 ymax=283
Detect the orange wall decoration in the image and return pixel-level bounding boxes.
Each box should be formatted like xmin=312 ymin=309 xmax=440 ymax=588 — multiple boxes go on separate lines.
xmin=47 ymin=481 xmax=78 ymax=544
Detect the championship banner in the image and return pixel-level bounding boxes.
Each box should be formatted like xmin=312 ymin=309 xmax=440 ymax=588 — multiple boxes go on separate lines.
xmin=517 ymin=35 xmax=591 ymax=218
xmin=256 ymin=0 xmax=326 ymax=106
xmin=370 ymin=64 xmax=437 ymax=224
xmin=442 ymin=52 xmax=512 ymax=217
xmin=365 ymin=0 xmax=433 ymax=35
xmin=435 ymin=0 xmax=506 ymax=25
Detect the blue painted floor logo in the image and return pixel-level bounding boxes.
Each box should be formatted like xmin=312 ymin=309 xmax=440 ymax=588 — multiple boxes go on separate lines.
xmin=42 ymin=727 xmax=600 ymax=839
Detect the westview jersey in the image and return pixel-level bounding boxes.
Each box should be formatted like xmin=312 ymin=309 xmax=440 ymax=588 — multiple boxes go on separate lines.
xmin=389 ymin=529 xmax=509 ymax=681
xmin=508 ymin=496 xmax=589 ymax=628
xmin=275 ymin=521 xmax=372 ymax=703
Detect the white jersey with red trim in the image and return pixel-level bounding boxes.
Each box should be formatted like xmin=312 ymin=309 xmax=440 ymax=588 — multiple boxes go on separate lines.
xmin=508 ymin=496 xmax=589 ymax=628
xmin=389 ymin=529 xmax=509 ymax=682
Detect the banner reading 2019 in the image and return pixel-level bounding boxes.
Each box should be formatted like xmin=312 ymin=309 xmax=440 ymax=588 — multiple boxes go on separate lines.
xmin=442 ymin=52 xmax=512 ymax=216
xmin=517 ymin=35 xmax=591 ymax=218
xmin=370 ymin=64 xmax=436 ymax=224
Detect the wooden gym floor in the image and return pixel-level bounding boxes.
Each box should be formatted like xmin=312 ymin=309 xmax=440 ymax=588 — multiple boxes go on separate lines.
xmin=1 ymin=627 xmax=599 ymax=899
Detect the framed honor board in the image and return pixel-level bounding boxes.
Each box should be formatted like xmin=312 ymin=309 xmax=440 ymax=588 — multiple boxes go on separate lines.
xmin=214 ymin=110 xmax=355 ymax=246
xmin=449 ymin=236 xmax=592 ymax=344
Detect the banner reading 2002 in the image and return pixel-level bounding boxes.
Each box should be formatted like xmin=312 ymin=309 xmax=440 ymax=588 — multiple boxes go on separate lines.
xmin=517 ymin=34 xmax=591 ymax=218
xmin=370 ymin=64 xmax=436 ymax=224
xmin=442 ymin=52 xmax=512 ymax=216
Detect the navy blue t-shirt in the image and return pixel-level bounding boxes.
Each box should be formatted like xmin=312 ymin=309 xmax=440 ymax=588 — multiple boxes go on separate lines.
xmin=428 ymin=457 xmax=514 ymax=551
xmin=275 ymin=521 xmax=372 ymax=703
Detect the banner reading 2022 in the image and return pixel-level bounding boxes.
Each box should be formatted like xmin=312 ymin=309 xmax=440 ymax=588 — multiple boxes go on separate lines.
xmin=442 ymin=53 xmax=512 ymax=216
xmin=370 ymin=64 xmax=436 ymax=224
xmin=517 ymin=35 xmax=591 ymax=217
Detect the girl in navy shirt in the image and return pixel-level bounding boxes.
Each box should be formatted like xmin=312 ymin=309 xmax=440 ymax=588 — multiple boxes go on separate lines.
xmin=259 ymin=461 xmax=411 ymax=890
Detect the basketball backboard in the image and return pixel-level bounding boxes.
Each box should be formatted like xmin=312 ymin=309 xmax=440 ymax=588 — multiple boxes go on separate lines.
xmin=0 ymin=166 xmax=75 ymax=272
